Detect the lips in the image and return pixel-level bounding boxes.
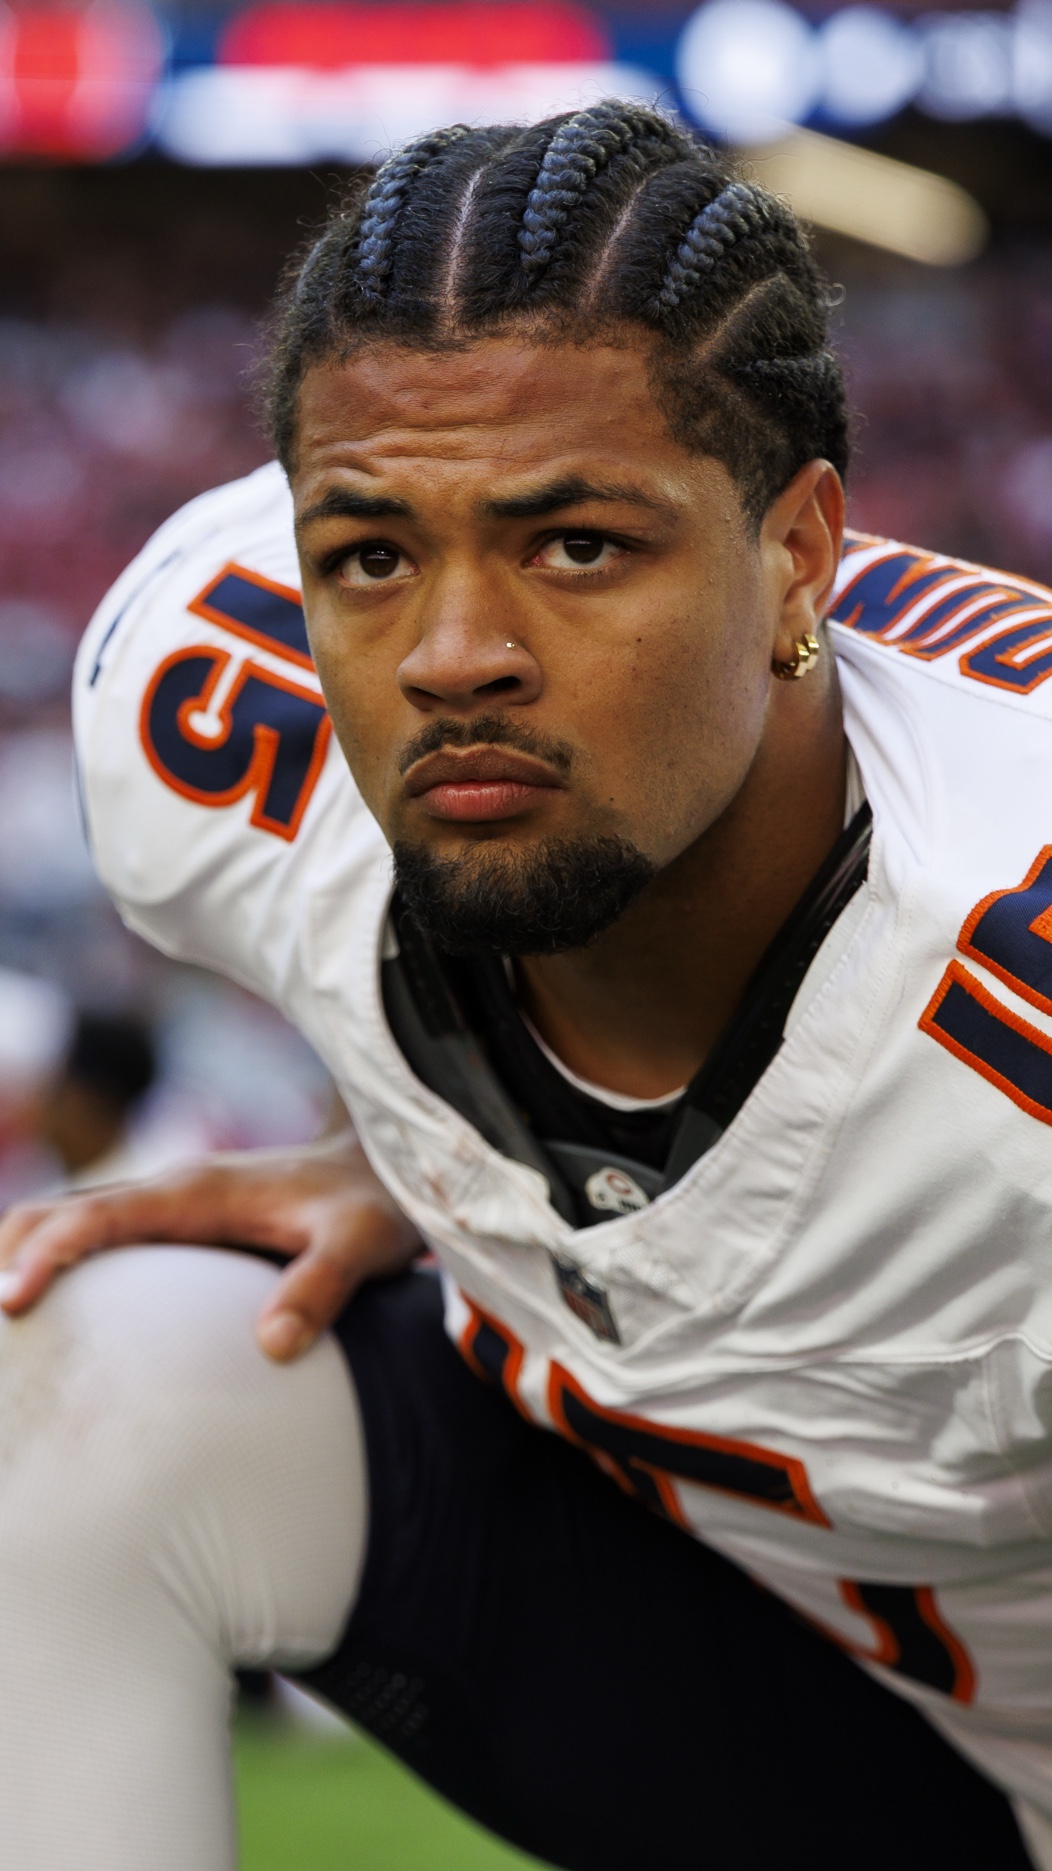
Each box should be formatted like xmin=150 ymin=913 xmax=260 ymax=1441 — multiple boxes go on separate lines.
xmin=403 ymin=746 xmax=565 ymax=823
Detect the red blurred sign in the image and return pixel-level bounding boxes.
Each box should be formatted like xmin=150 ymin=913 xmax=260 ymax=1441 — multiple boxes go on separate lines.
xmin=0 ymin=1 xmax=163 ymax=158
xmin=219 ymin=2 xmax=609 ymax=68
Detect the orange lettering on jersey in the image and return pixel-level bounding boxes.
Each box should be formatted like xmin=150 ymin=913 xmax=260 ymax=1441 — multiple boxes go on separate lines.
xmin=1030 ymin=903 xmax=1052 ymax=945
xmin=188 ymin=562 xmax=314 ymax=671
xmin=835 ymin=1581 xmax=975 ymax=1704
xmin=830 ymin=537 xmax=1052 ymax=694
xmin=958 ymin=845 xmax=1052 ymax=1019
xmin=454 ymin=1297 xmax=829 ymax=1530
xmin=922 ymin=849 xmax=1052 ymax=1125
xmin=140 ymin=644 xmax=331 ymax=842
xmin=547 ymin=1363 xmax=831 ymax=1529
xmin=921 ymin=961 xmax=1052 ymax=1128
xmin=459 ymin=1300 xmax=976 ymax=1705
xmin=457 ymin=1299 xmax=532 ymax=1422
xmin=959 ymin=615 xmax=1052 ymax=694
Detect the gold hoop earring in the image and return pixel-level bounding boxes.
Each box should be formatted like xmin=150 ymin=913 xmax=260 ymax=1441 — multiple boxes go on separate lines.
xmin=772 ymin=632 xmax=821 ymax=680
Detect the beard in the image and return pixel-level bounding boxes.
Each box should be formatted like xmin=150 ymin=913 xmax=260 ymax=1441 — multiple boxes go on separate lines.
xmin=392 ymin=833 xmax=656 ymax=956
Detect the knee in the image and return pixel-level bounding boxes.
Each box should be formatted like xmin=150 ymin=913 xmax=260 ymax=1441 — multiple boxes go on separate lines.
xmin=0 ymin=1247 xmax=364 ymax=1662
xmin=0 ymin=1249 xmax=287 ymax=1565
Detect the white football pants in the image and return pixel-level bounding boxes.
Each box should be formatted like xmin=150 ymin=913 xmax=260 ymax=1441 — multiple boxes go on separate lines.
xmin=0 ymin=1246 xmax=366 ymax=1871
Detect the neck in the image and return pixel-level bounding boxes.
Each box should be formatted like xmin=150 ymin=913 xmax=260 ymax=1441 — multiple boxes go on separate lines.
xmin=514 ymin=661 xmax=848 ymax=1100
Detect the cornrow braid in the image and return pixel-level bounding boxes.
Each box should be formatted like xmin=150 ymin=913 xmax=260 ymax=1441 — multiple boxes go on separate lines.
xmin=355 ymin=124 xmax=473 ymax=300
xmin=517 ymin=100 xmax=679 ymax=282
xmin=655 ymin=182 xmax=783 ymax=313
xmin=266 ymin=100 xmax=849 ymax=527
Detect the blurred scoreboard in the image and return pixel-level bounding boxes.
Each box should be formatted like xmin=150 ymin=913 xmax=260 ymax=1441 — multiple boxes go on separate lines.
xmin=0 ymin=0 xmax=1049 ymax=167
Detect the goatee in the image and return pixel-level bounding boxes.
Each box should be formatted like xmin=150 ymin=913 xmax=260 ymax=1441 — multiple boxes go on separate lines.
xmin=393 ymin=834 xmax=655 ymax=956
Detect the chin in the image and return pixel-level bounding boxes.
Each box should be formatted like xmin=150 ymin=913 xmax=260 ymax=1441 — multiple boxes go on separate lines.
xmin=391 ymin=833 xmax=655 ymax=957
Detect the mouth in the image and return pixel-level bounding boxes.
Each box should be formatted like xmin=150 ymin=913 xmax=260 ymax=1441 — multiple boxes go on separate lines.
xmin=403 ymin=745 xmax=567 ymax=823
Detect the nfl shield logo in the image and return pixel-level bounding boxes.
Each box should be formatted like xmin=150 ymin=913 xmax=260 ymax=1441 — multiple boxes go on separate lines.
xmin=551 ymin=1254 xmax=621 ymax=1344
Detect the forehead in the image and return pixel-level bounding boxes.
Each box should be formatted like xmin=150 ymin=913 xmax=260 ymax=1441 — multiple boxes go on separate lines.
xmin=293 ymin=336 xmax=687 ymax=498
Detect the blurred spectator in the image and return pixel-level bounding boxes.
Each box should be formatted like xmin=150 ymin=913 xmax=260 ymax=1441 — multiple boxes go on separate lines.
xmin=0 ymin=965 xmax=72 ymax=1203
xmin=38 ymin=1010 xmax=156 ymax=1186
xmin=0 ymin=966 xmax=71 ymax=1102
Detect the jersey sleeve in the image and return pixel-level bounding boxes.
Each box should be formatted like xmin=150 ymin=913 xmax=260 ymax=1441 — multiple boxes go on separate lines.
xmin=73 ymin=461 xmax=377 ymax=1011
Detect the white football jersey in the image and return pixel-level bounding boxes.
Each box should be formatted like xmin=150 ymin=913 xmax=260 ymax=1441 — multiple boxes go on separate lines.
xmin=73 ymin=460 xmax=1052 ymax=1844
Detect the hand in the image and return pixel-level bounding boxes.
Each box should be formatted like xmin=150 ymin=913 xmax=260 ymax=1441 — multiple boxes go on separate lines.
xmin=0 ymin=1130 xmax=421 ymax=1360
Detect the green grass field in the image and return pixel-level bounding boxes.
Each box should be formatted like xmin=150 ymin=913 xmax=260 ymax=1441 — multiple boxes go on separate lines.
xmin=237 ymin=1720 xmax=548 ymax=1871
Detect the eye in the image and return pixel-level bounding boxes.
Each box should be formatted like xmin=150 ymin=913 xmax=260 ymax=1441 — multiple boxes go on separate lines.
xmin=533 ymin=532 xmax=625 ymax=573
xmin=338 ymin=541 xmax=416 ymax=587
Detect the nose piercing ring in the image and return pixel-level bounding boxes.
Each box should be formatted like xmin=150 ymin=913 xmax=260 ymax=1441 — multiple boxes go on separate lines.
xmin=506 ymin=641 xmax=516 ymax=649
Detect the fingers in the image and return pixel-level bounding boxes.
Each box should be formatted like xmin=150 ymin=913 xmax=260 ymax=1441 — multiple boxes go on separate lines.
xmin=256 ymin=1243 xmax=367 ymax=1362
xmin=0 ymin=1203 xmax=48 ymax=1273
xmin=255 ymin=1176 xmax=423 ymax=1362
xmin=0 ymin=1203 xmax=111 ymax=1313
xmin=0 ymin=1181 xmax=199 ymax=1316
xmin=0 ymin=1138 xmax=420 ymax=1343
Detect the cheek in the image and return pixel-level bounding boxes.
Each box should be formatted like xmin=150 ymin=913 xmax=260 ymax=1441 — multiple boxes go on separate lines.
xmin=308 ymin=629 xmax=400 ymax=805
xmin=573 ymin=599 xmax=771 ymax=849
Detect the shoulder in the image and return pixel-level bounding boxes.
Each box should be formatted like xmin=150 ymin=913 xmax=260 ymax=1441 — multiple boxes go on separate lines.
xmin=825 ymin=536 xmax=1052 ymax=1166
xmin=829 ymin=528 xmax=1052 ymax=719
xmin=76 ymin=461 xmax=301 ymax=685
xmin=826 ymin=529 xmax=1052 ymax=893
xmin=74 ymin=463 xmax=384 ymax=1001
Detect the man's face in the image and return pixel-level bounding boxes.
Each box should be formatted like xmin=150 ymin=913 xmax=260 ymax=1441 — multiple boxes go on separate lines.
xmin=293 ymin=334 xmax=836 ymax=949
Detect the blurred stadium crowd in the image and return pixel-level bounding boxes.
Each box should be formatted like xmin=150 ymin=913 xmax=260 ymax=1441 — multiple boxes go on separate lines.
xmin=0 ymin=171 xmax=331 ymax=1203
xmin=842 ymin=250 xmax=1052 ymax=581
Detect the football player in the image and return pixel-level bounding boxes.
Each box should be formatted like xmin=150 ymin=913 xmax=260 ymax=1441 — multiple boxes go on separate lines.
xmin=3 ymin=103 xmax=1052 ymax=1869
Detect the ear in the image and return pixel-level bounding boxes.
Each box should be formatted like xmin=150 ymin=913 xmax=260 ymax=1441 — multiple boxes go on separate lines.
xmin=761 ymin=461 xmax=845 ymax=669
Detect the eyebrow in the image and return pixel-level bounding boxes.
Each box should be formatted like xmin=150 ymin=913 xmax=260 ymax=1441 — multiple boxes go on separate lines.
xmin=295 ymin=474 xmax=675 ymax=532
xmin=481 ymin=475 xmax=674 ymax=520
xmin=296 ymin=487 xmax=415 ymax=529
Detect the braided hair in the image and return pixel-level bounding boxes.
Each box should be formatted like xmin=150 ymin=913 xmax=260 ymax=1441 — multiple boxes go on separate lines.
xmin=266 ymin=101 xmax=848 ymax=527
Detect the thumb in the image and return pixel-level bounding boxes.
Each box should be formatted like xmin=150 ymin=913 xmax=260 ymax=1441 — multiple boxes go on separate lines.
xmin=256 ymin=1242 xmax=364 ymax=1361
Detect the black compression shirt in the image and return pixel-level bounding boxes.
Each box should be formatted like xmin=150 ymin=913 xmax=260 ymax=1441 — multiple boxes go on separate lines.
xmin=445 ymin=953 xmax=681 ymax=1173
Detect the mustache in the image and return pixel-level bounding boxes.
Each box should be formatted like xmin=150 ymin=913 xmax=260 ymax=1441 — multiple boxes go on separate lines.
xmin=396 ymin=713 xmax=576 ymax=780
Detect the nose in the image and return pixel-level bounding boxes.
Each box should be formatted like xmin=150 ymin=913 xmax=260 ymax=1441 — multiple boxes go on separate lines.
xmin=397 ymin=585 xmax=541 ymax=713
